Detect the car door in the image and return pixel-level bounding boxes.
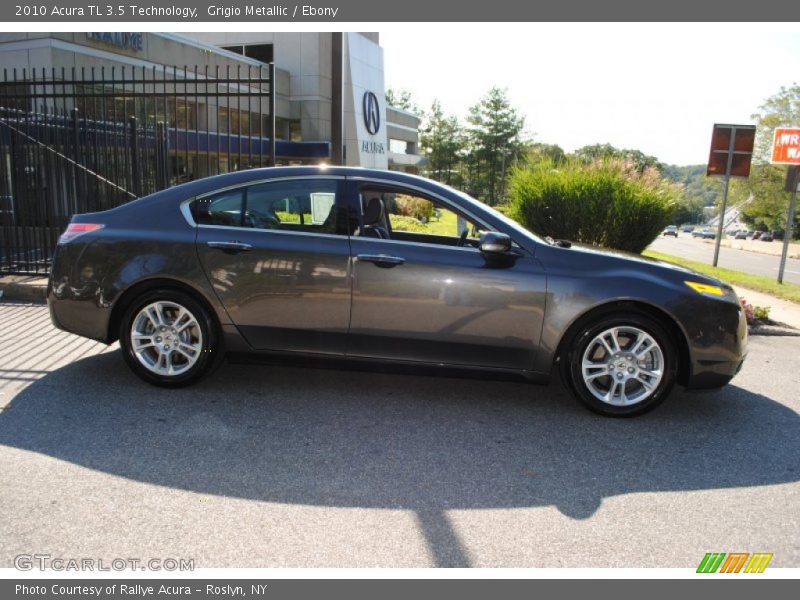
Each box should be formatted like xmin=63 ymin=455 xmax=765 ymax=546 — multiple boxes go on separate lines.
xmin=346 ymin=179 xmax=547 ymax=371
xmin=193 ymin=176 xmax=353 ymax=354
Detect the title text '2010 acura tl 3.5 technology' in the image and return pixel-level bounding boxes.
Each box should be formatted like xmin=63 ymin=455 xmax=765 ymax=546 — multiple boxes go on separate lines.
xmin=48 ymin=167 xmax=747 ymax=416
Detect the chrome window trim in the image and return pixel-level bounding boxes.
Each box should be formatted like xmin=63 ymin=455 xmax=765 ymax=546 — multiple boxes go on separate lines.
xmin=191 ymin=223 xmax=348 ymax=241
xmin=195 ymin=174 xmax=345 ymax=201
xmin=179 ymin=198 xmax=196 ymax=227
xmin=350 ymin=234 xmax=484 ymax=255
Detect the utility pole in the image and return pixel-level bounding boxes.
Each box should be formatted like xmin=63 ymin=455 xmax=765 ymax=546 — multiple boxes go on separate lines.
xmin=778 ymin=167 xmax=800 ymax=284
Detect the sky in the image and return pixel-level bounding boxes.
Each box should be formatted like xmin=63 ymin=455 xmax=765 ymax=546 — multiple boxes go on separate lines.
xmin=381 ymin=23 xmax=800 ymax=166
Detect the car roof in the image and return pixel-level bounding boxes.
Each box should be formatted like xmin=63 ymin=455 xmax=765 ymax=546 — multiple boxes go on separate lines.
xmin=164 ymin=166 xmax=440 ymax=199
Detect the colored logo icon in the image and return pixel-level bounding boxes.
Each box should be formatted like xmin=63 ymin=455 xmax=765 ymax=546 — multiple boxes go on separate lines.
xmin=696 ymin=552 xmax=773 ymax=573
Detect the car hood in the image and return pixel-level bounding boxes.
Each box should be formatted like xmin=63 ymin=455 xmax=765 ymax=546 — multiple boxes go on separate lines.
xmin=551 ymin=241 xmax=725 ymax=286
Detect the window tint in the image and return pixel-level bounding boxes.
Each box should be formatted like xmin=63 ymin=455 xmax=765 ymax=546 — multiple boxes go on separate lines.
xmin=246 ymin=179 xmax=339 ymax=234
xmin=191 ymin=189 xmax=243 ymax=227
xmin=191 ymin=179 xmax=344 ymax=234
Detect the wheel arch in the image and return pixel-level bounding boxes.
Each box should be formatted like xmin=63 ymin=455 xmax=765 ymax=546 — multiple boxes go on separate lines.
xmin=106 ymin=277 xmax=221 ymax=344
xmin=554 ymin=299 xmax=692 ymax=386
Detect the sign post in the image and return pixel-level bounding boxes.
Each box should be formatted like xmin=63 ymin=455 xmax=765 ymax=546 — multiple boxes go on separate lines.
xmin=706 ymin=124 xmax=756 ymax=267
xmin=771 ymin=128 xmax=800 ymax=284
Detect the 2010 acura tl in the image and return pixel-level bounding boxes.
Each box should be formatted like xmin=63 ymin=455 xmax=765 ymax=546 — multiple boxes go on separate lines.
xmin=48 ymin=167 xmax=747 ymax=416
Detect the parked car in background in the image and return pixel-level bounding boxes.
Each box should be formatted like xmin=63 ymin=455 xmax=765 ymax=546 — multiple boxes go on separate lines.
xmin=752 ymin=231 xmax=763 ymax=240
xmin=662 ymin=225 xmax=678 ymax=237
xmin=735 ymin=230 xmax=751 ymax=240
xmin=760 ymin=232 xmax=774 ymax=242
xmin=47 ymin=167 xmax=748 ymax=417
xmin=682 ymin=225 xmax=695 ymax=233
xmin=692 ymin=229 xmax=716 ymax=239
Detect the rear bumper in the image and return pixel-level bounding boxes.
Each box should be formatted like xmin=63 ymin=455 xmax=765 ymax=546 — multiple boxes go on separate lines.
xmin=47 ymin=247 xmax=113 ymax=343
xmin=48 ymin=289 xmax=113 ymax=343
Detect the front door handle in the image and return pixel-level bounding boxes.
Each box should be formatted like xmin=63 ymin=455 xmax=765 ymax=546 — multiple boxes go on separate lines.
xmin=207 ymin=241 xmax=252 ymax=253
xmin=356 ymin=253 xmax=406 ymax=268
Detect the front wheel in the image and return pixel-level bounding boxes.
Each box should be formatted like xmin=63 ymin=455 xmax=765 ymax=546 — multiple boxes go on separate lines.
xmin=119 ymin=289 xmax=222 ymax=387
xmin=561 ymin=313 xmax=677 ymax=417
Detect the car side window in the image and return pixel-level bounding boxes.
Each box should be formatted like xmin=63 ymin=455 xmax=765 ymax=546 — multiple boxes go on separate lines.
xmin=245 ymin=179 xmax=340 ymax=234
xmin=191 ymin=189 xmax=244 ymax=227
xmin=358 ymin=187 xmax=488 ymax=246
xmin=191 ymin=179 xmax=345 ymax=235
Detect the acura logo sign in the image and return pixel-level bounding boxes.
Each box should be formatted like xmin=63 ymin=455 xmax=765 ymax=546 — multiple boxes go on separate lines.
xmin=362 ymin=91 xmax=381 ymax=135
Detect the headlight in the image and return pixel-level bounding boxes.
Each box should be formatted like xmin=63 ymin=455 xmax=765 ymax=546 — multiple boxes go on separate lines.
xmin=685 ymin=280 xmax=737 ymax=303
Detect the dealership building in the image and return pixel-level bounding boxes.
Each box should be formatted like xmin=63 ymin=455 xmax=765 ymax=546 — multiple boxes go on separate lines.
xmin=0 ymin=31 xmax=424 ymax=173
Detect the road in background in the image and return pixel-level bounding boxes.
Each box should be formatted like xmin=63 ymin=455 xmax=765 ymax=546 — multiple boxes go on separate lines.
xmin=649 ymin=235 xmax=800 ymax=285
xmin=1 ymin=302 xmax=799 ymax=568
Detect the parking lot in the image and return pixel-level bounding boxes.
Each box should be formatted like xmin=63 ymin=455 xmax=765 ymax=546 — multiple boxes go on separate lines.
xmin=1 ymin=300 xmax=799 ymax=568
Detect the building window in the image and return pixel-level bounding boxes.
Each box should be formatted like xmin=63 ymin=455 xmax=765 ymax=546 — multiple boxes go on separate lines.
xmin=289 ymin=120 xmax=302 ymax=141
xmin=220 ymin=44 xmax=274 ymax=65
xmin=389 ymin=139 xmax=408 ymax=154
xmin=244 ymin=44 xmax=274 ymax=64
xmin=221 ymin=45 xmax=244 ymax=55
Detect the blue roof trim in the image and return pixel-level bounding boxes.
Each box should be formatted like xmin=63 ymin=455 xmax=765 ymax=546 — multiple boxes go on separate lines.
xmin=0 ymin=115 xmax=330 ymax=159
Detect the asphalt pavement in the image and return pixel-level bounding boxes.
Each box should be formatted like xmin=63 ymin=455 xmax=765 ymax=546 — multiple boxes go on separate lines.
xmin=0 ymin=302 xmax=799 ymax=568
xmin=649 ymin=235 xmax=800 ymax=285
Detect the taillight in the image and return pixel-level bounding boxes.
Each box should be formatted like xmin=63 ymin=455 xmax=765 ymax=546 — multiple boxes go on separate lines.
xmin=58 ymin=223 xmax=104 ymax=244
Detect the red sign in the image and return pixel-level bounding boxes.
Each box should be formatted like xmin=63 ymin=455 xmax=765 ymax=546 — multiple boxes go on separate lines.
xmin=771 ymin=128 xmax=800 ymax=164
xmin=707 ymin=124 xmax=755 ymax=178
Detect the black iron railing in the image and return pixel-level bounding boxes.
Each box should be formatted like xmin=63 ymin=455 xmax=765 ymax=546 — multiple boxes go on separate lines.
xmin=0 ymin=64 xmax=276 ymax=275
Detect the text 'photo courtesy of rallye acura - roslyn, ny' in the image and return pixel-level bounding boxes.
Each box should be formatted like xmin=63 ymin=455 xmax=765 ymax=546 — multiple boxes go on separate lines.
xmin=47 ymin=167 xmax=747 ymax=417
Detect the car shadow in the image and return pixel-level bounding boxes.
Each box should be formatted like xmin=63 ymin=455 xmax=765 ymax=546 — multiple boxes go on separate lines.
xmin=1 ymin=350 xmax=799 ymax=567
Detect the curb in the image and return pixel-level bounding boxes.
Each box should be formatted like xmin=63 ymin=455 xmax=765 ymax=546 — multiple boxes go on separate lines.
xmin=748 ymin=324 xmax=800 ymax=337
xmin=0 ymin=278 xmax=48 ymax=304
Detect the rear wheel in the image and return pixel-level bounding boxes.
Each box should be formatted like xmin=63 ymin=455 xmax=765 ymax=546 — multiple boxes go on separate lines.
xmin=561 ymin=312 xmax=677 ymax=417
xmin=119 ymin=289 xmax=221 ymax=387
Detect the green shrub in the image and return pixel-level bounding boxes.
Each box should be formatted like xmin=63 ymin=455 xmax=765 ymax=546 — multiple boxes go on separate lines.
xmin=388 ymin=214 xmax=429 ymax=233
xmin=507 ymin=159 xmax=679 ymax=253
xmin=393 ymin=193 xmax=434 ymax=222
xmin=753 ymin=305 xmax=771 ymax=322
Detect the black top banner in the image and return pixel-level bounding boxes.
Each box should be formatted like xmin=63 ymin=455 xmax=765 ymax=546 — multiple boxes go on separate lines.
xmin=1 ymin=0 xmax=797 ymax=22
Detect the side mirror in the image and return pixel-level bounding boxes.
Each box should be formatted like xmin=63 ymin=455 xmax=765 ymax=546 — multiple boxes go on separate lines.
xmin=479 ymin=231 xmax=512 ymax=254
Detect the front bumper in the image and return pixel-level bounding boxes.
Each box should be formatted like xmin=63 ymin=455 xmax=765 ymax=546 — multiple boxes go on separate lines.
xmin=684 ymin=297 xmax=748 ymax=390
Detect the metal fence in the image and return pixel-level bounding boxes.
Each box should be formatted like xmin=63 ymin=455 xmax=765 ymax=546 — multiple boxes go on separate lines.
xmin=0 ymin=64 xmax=276 ymax=275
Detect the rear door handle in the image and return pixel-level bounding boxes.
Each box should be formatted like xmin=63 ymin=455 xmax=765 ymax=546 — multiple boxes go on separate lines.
xmin=207 ymin=241 xmax=252 ymax=253
xmin=356 ymin=253 xmax=406 ymax=268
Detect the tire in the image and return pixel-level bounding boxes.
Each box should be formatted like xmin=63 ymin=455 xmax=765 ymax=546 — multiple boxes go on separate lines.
xmin=119 ymin=288 xmax=223 ymax=387
xmin=560 ymin=312 xmax=677 ymax=417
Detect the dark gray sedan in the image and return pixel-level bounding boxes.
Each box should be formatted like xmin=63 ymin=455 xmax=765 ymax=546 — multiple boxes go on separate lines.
xmin=48 ymin=167 xmax=747 ymax=416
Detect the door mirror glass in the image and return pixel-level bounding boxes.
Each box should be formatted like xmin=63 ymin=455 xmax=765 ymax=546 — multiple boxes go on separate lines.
xmin=479 ymin=231 xmax=512 ymax=254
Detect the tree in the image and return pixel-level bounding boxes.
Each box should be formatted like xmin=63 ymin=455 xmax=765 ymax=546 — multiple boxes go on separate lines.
xmin=419 ymin=99 xmax=466 ymax=187
xmin=525 ymin=142 xmax=567 ymax=166
xmin=572 ymin=143 xmax=664 ymax=173
xmin=731 ymin=84 xmax=800 ymax=236
xmin=466 ymin=87 xmax=526 ymax=205
xmin=662 ymin=164 xmax=722 ymax=224
xmin=385 ymin=87 xmax=419 ymax=112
